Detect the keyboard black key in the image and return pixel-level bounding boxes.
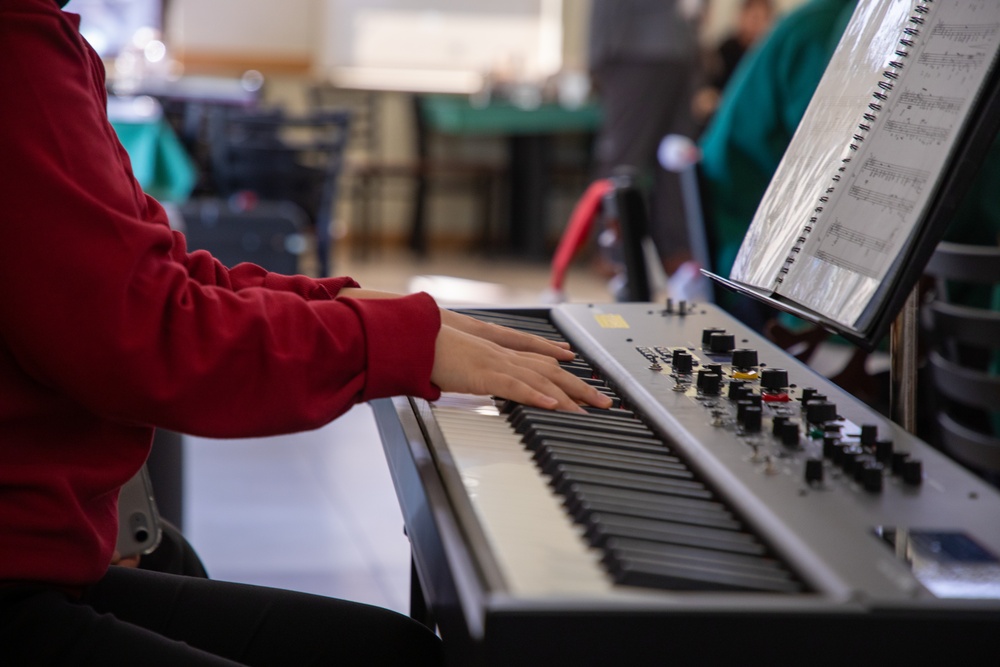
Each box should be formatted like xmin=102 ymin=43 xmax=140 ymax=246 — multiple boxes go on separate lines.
xmin=523 ymin=425 xmax=665 ymax=451
xmin=534 ymin=436 xmax=675 ymax=460
xmin=584 ymin=512 xmax=766 ymax=556
xmin=535 ymin=447 xmax=689 ymax=478
xmin=611 ymin=554 xmax=802 ymax=593
xmin=510 ymin=405 xmax=649 ymax=431
xmin=550 ymin=464 xmax=709 ymax=497
xmin=572 ymin=498 xmax=741 ymax=530
xmin=604 ymin=537 xmax=790 ymax=579
xmin=564 ymin=483 xmax=729 ymax=517
xmin=534 ymin=441 xmax=681 ymax=467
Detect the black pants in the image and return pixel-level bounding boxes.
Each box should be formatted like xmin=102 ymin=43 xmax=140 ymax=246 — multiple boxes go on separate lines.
xmin=592 ymin=58 xmax=699 ymax=268
xmin=0 ymin=567 xmax=443 ymax=666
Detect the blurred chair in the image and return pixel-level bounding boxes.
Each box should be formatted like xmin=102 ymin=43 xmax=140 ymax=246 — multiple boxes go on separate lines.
xmin=206 ymin=106 xmax=351 ymax=276
xmin=310 ymin=84 xmax=503 ymax=258
xmin=547 ymin=171 xmax=655 ymax=303
xmin=180 ymin=198 xmax=309 ymax=276
xmin=921 ymin=241 xmax=1000 ymax=483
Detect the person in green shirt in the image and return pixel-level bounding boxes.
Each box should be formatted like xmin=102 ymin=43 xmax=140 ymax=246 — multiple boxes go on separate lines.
xmin=698 ymin=0 xmax=1000 ymax=433
xmin=699 ymin=0 xmax=1000 ymax=319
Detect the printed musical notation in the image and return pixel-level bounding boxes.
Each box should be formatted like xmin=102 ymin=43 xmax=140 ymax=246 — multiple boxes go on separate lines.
xmin=813 ymin=250 xmax=879 ymax=280
xmin=896 ymin=91 xmax=963 ymax=114
xmin=861 ymin=156 xmax=930 ymax=189
xmin=932 ymin=22 xmax=1000 ymax=44
xmin=847 ymin=185 xmax=915 ymax=214
xmin=884 ymin=119 xmax=950 ymax=143
xmin=918 ymin=51 xmax=988 ymax=70
xmin=826 ymin=221 xmax=889 ymax=254
xmin=727 ymin=0 xmax=1000 ymax=335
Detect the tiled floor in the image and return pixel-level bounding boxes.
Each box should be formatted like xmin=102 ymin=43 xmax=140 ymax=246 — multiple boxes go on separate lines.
xmin=182 ymin=246 xmax=615 ymax=614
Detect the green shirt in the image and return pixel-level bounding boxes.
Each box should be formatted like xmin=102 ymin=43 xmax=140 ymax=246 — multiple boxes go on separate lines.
xmin=698 ymin=0 xmax=857 ymax=280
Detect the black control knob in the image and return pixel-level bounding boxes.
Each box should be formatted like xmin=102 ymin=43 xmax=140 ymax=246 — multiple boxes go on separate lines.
xmin=779 ymin=421 xmax=800 ymax=447
xmin=741 ymin=406 xmax=763 ymax=433
xmin=860 ymin=424 xmax=878 ymax=446
xmin=862 ymin=463 xmax=884 ymax=493
xmin=672 ymin=350 xmax=693 ymax=374
xmin=874 ymin=439 xmax=893 ymax=463
xmin=800 ymin=388 xmax=818 ymax=403
xmin=709 ymin=333 xmax=736 ymax=354
xmin=698 ymin=372 xmax=721 ymax=395
xmin=760 ymin=368 xmax=789 ymax=391
xmin=702 ymin=328 xmax=726 ymax=346
xmin=853 ymin=455 xmax=875 ymax=482
xmin=772 ymin=415 xmax=788 ymax=436
xmin=822 ymin=435 xmax=840 ymax=458
xmin=705 ymin=363 xmax=723 ymax=376
xmin=891 ymin=451 xmax=910 ymax=475
xmin=802 ymin=393 xmax=828 ymax=407
xmin=696 ymin=370 xmax=711 ymax=390
xmin=728 ymin=380 xmax=747 ymax=400
xmin=731 ymin=349 xmax=759 ymax=370
xmin=902 ymin=459 xmax=923 ymax=486
xmin=805 ymin=458 xmax=824 ymax=485
xmin=806 ymin=401 xmax=838 ymax=425
xmin=841 ymin=448 xmax=862 ymax=473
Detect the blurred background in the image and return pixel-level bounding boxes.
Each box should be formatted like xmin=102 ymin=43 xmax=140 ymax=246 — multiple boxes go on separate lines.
xmin=87 ymin=0 xmax=803 ymax=275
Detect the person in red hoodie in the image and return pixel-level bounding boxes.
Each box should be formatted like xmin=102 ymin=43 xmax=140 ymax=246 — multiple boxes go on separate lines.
xmin=0 ymin=1 xmax=612 ymax=664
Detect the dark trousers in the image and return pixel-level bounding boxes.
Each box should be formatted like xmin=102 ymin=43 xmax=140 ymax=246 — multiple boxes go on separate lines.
xmin=592 ymin=58 xmax=699 ymax=270
xmin=0 ymin=566 xmax=443 ymax=666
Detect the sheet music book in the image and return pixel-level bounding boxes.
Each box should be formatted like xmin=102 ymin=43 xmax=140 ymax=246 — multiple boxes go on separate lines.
xmin=712 ymin=0 xmax=1000 ymax=347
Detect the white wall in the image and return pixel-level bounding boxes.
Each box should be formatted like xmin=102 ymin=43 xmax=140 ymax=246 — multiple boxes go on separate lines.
xmin=166 ymin=0 xmax=319 ymax=59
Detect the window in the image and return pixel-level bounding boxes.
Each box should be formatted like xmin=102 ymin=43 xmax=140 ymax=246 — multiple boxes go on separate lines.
xmin=72 ymin=0 xmax=163 ymax=58
xmin=319 ymin=0 xmax=563 ymax=93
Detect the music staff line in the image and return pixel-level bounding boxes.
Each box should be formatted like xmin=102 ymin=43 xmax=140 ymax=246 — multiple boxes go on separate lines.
xmin=884 ymin=119 xmax=950 ymax=142
xmin=896 ymin=90 xmax=963 ymax=113
xmin=861 ymin=157 xmax=930 ymax=188
xmin=918 ymin=51 xmax=988 ymax=70
xmin=931 ymin=22 xmax=1000 ymax=44
xmin=848 ymin=185 xmax=915 ymax=214
xmin=825 ymin=220 xmax=891 ymax=255
xmin=812 ymin=249 xmax=881 ymax=280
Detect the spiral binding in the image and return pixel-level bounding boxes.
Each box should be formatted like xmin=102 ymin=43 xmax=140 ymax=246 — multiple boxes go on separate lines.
xmin=775 ymin=0 xmax=934 ymax=285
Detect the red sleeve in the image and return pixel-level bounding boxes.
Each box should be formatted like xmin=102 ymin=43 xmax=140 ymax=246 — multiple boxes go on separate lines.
xmin=0 ymin=2 xmax=441 ymax=437
xmin=166 ymin=221 xmax=361 ymax=298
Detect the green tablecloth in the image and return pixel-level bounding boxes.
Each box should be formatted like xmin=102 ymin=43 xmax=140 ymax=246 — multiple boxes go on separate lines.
xmin=420 ymin=94 xmax=602 ymax=135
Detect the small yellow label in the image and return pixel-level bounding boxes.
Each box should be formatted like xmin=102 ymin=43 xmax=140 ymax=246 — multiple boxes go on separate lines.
xmin=594 ymin=314 xmax=629 ymax=329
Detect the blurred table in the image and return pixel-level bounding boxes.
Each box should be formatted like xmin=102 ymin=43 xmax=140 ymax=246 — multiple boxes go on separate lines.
xmin=108 ymin=96 xmax=196 ymax=203
xmin=118 ymin=74 xmax=262 ymax=107
xmin=418 ymin=94 xmax=602 ymax=258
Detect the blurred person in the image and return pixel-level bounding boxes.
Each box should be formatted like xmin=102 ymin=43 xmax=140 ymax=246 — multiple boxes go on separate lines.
xmin=588 ymin=0 xmax=704 ymax=277
xmin=692 ymin=0 xmax=776 ymax=127
xmin=699 ymin=0 xmax=1000 ymax=322
xmin=699 ymin=0 xmax=856 ymax=328
xmin=0 ymin=1 xmax=613 ymax=665
xmin=696 ymin=0 xmax=999 ymax=417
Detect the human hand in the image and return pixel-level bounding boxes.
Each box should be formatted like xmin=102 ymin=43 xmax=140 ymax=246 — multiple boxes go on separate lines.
xmin=430 ymin=325 xmax=612 ymax=412
xmin=111 ymin=550 xmax=141 ymax=568
xmin=439 ymin=309 xmax=575 ymax=362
